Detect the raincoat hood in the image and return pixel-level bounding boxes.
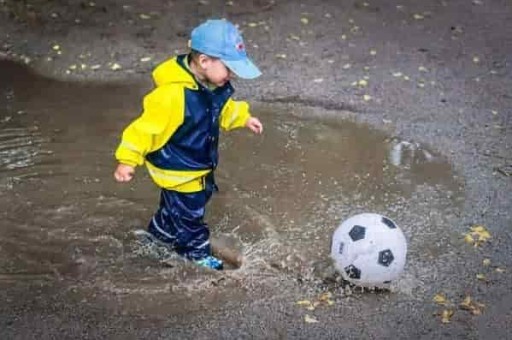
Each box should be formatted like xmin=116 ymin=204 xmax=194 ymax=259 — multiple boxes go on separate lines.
xmin=152 ymin=55 xmax=198 ymax=90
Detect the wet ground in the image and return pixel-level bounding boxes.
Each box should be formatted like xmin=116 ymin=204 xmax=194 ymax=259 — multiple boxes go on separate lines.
xmin=1 ymin=0 xmax=511 ymax=339
xmin=0 ymin=58 xmax=467 ymax=337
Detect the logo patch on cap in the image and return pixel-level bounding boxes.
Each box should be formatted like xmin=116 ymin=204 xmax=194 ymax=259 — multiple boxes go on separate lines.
xmin=236 ymin=42 xmax=245 ymax=51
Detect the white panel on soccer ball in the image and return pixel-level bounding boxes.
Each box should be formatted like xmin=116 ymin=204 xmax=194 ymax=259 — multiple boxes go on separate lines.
xmin=330 ymin=213 xmax=407 ymax=286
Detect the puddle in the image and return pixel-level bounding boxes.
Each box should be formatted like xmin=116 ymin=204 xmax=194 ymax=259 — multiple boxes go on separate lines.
xmin=0 ymin=60 xmax=464 ymax=311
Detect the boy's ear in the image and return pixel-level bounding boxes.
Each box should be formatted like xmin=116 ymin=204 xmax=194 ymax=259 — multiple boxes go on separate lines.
xmin=198 ymin=54 xmax=211 ymax=69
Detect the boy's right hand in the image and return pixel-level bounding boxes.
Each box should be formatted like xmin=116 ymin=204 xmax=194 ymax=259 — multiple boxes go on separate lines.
xmin=114 ymin=164 xmax=135 ymax=182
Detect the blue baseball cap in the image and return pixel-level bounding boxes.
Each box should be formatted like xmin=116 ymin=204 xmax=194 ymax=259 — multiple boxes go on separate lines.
xmin=190 ymin=19 xmax=261 ymax=79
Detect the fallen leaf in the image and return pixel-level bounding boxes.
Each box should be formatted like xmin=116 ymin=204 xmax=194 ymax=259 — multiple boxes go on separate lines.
xmin=413 ymin=14 xmax=425 ymax=20
xmin=140 ymin=57 xmax=152 ymax=62
xmin=418 ymin=66 xmax=428 ymax=72
xmin=358 ymin=79 xmax=368 ymax=87
xmin=52 ymin=44 xmax=60 ymax=51
xmin=464 ymin=233 xmax=475 ymax=244
xmin=460 ymin=296 xmax=472 ymax=309
xmin=341 ymin=34 xmax=347 ymax=40
xmin=342 ymin=63 xmax=351 ymax=69
xmin=304 ymin=314 xmax=319 ymax=323
xmin=482 ymin=259 xmax=491 ymax=266
xmin=110 ymin=63 xmax=122 ymax=70
xmin=476 ymin=273 xmax=486 ymax=281
xmin=495 ymin=267 xmax=505 ymax=273
xmin=392 ymin=72 xmax=403 ymax=77
xmin=370 ymin=49 xmax=377 ymax=55
xmin=433 ymin=294 xmax=448 ymax=305
xmin=275 ymin=54 xmax=287 ymax=59
xmin=441 ymin=309 xmax=454 ymax=323
xmin=470 ymin=225 xmax=491 ymax=242
xmin=363 ymin=94 xmax=372 ymax=101
xmin=296 ymin=300 xmax=312 ymax=306
xmin=473 ymin=56 xmax=480 ymax=63
xmin=301 ymin=17 xmax=309 ymax=25
xmin=139 ymin=13 xmax=151 ymax=20
xmin=313 ymin=78 xmax=324 ymax=83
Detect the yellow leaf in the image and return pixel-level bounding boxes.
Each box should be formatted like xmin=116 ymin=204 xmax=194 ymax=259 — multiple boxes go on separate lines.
xmin=111 ymin=63 xmax=122 ymax=70
xmin=495 ymin=267 xmax=505 ymax=273
xmin=441 ymin=309 xmax=454 ymax=323
xmin=418 ymin=66 xmax=428 ymax=72
xmin=301 ymin=17 xmax=309 ymax=25
xmin=392 ymin=72 xmax=403 ymax=77
xmin=289 ymin=34 xmax=301 ymax=41
xmin=370 ymin=49 xmax=377 ymax=55
xmin=363 ymin=94 xmax=372 ymax=101
xmin=304 ymin=314 xmax=319 ymax=323
xmin=343 ymin=63 xmax=351 ymax=69
xmin=52 ymin=44 xmax=60 ymax=51
xmin=470 ymin=225 xmax=491 ymax=242
xmin=482 ymin=259 xmax=491 ymax=266
xmin=318 ymin=292 xmax=332 ymax=301
xmin=275 ymin=54 xmax=287 ymax=59
xmin=296 ymin=300 xmax=312 ymax=306
xmin=248 ymin=22 xmax=258 ymax=28
xmin=433 ymin=294 xmax=447 ymax=305
xmin=413 ymin=14 xmax=425 ymax=20
xmin=341 ymin=34 xmax=347 ymax=40
xmin=476 ymin=273 xmax=486 ymax=281
xmin=139 ymin=14 xmax=151 ymax=20
xmin=473 ymin=56 xmax=480 ymax=64
xmin=313 ymin=78 xmax=324 ymax=83
xmin=358 ymin=79 xmax=368 ymax=87
xmin=464 ymin=233 xmax=475 ymax=244
xmin=140 ymin=57 xmax=152 ymax=62
xmin=460 ymin=295 xmax=472 ymax=309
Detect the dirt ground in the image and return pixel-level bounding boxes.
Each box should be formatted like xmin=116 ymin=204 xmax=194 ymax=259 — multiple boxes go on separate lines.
xmin=1 ymin=0 xmax=511 ymax=339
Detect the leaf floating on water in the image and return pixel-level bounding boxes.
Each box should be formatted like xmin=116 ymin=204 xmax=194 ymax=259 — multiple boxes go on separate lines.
xmin=495 ymin=267 xmax=505 ymax=273
xmin=482 ymin=259 xmax=491 ymax=266
xmin=140 ymin=57 xmax=152 ymax=62
xmin=413 ymin=14 xmax=425 ymax=20
xmin=363 ymin=94 xmax=372 ymax=101
xmin=139 ymin=13 xmax=151 ymax=20
xmin=301 ymin=17 xmax=309 ymax=25
xmin=304 ymin=314 xmax=319 ymax=323
xmin=110 ymin=63 xmax=122 ymax=71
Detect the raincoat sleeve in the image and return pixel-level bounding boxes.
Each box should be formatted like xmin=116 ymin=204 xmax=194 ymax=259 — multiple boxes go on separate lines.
xmin=220 ymin=98 xmax=251 ymax=131
xmin=115 ymin=85 xmax=184 ymax=167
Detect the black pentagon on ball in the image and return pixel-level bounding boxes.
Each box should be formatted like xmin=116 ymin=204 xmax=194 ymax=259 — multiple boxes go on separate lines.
xmin=381 ymin=216 xmax=397 ymax=229
xmin=344 ymin=265 xmax=361 ymax=279
xmin=338 ymin=242 xmax=344 ymax=255
xmin=378 ymin=249 xmax=394 ymax=267
xmin=349 ymin=225 xmax=366 ymax=241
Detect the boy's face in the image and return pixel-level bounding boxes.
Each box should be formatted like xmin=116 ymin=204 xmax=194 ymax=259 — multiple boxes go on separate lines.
xmin=198 ymin=55 xmax=235 ymax=87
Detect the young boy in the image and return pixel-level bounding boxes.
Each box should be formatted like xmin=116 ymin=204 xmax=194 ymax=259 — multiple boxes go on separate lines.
xmin=113 ymin=19 xmax=263 ymax=270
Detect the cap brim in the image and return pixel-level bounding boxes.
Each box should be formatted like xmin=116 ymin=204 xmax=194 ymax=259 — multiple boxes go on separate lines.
xmin=222 ymin=58 xmax=262 ymax=79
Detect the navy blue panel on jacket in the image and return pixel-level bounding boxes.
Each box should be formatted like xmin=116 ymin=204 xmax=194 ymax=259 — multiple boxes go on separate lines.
xmin=146 ymin=55 xmax=234 ymax=171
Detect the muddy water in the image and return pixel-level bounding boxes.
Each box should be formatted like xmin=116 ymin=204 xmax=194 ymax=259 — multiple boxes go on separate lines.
xmin=0 ymin=60 xmax=463 ymax=314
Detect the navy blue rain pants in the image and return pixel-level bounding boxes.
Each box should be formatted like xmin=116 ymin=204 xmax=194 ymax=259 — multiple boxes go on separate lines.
xmin=147 ymin=174 xmax=217 ymax=260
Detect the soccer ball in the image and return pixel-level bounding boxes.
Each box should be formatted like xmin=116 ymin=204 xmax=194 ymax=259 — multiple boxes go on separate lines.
xmin=330 ymin=213 xmax=407 ymax=286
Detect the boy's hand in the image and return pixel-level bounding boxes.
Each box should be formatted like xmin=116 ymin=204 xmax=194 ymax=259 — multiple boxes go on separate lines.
xmin=246 ymin=117 xmax=263 ymax=134
xmin=114 ymin=164 xmax=135 ymax=182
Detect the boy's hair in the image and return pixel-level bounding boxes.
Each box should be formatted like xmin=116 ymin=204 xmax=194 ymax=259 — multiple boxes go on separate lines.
xmin=189 ymin=49 xmax=218 ymax=62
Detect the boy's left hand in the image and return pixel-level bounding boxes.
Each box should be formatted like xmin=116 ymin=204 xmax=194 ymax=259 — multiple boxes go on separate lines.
xmin=246 ymin=117 xmax=263 ymax=134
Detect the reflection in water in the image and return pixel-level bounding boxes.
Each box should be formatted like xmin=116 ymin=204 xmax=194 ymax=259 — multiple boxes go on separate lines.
xmin=0 ymin=60 xmax=464 ymax=313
